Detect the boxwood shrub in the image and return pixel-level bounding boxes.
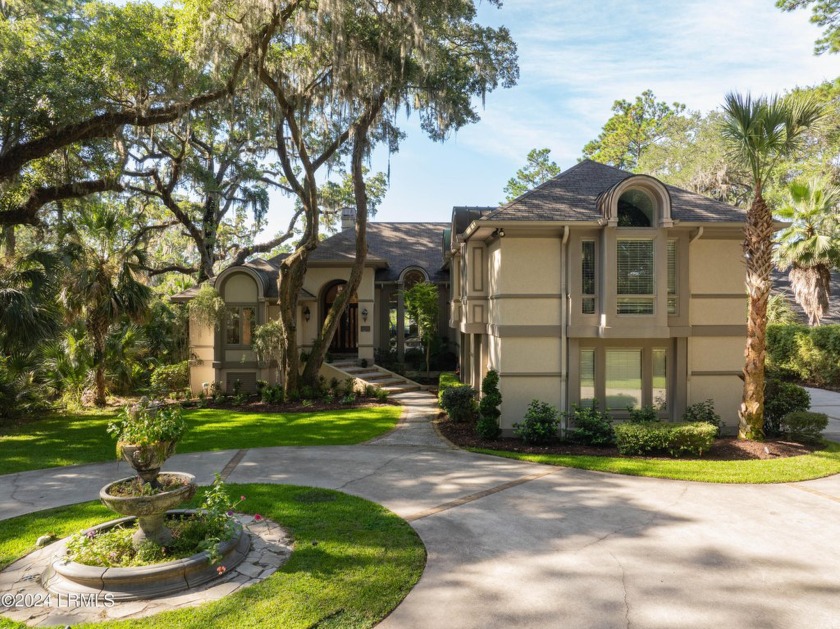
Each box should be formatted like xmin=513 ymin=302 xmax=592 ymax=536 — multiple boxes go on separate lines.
xmin=440 ymin=385 xmax=477 ymax=423
xmin=438 ymin=372 xmax=461 ymax=405
xmin=514 ymin=400 xmax=560 ymax=445
xmin=614 ymin=421 xmax=717 ymax=458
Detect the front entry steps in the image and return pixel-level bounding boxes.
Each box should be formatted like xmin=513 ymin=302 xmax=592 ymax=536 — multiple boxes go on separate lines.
xmin=330 ymin=360 xmax=422 ymax=395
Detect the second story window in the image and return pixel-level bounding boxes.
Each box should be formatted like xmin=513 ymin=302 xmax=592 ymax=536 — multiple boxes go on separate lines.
xmin=667 ymin=240 xmax=678 ymax=315
xmin=582 ymin=240 xmax=596 ymax=314
xmin=617 ymin=239 xmax=654 ymax=315
xmin=226 ymin=306 xmax=255 ymax=346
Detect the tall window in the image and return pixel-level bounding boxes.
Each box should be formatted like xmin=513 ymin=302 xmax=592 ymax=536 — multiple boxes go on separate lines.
xmin=225 ymin=307 xmax=255 ymax=346
xmin=580 ymin=348 xmax=595 ymax=406
xmin=605 ymin=349 xmax=642 ymax=409
xmin=616 ymin=240 xmax=654 ymax=314
xmin=667 ymin=240 xmax=678 ymax=315
xmin=652 ymin=348 xmax=667 ymax=409
xmin=581 ymin=240 xmax=596 ymax=314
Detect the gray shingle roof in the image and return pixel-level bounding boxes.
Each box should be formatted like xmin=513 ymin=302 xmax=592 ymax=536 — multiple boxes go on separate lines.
xmin=266 ymin=222 xmax=449 ymax=284
xmin=483 ymin=159 xmax=746 ymax=224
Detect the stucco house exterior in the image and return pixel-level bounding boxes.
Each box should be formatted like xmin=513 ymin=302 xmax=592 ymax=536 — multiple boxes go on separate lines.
xmin=177 ymin=159 xmax=754 ymax=434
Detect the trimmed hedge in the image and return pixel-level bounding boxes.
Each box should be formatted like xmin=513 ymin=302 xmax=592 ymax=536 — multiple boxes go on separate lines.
xmin=614 ymin=421 xmax=718 ymax=458
xmin=767 ymin=324 xmax=840 ymax=387
xmin=782 ymin=411 xmax=829 ymax=444
xmin=438 ymin=371 xmax=461 ymax=404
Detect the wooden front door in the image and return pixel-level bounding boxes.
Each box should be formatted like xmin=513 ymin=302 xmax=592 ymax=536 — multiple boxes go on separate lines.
xmin=324 ymin=282 xmax=358 ymax=352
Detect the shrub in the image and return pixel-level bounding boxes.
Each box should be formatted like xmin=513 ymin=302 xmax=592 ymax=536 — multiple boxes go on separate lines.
xmin=374 ymin=387 xmax=389 ymax=403
xmin=514 ymin=400 xmax=560 ymax=444
xmin=766 ymin=323 xmax=840 ymax=387
xmin=627 ymin=405 xmax=658 ymax=424
xmin=614 ymin=422 xmax=717 ymax=457
xmin=566 ymin=402 xmax=614 ymax=446
xmin=261 ymin=384 xmax=283 ymax=404
xmin=440 ymin=385 xmax=477 ymax=422
xmin=364 ymin=384 xmax=377 ymax=398
xmin=438 ymin=372 xmax=461 ymax=404
xmin=476 ymin=369 xmax=502 ymax=440
xmin=781 ymin=411 xmax=828 ymax=444
xmin=681 ymin=399 xmax=722 ymax=435
xmin=764 ymin=379 xmax=810 ymax=437
xmin=150 ymin=361 xmax=189 ymax=396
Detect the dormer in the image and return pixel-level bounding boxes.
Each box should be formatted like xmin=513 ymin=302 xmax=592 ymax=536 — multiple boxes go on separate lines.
xmin=599 ymin=175 xmax=674 ymax=228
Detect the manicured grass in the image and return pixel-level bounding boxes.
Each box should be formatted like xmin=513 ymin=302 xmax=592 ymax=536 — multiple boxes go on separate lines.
xmin=469 ymin=440 xmax=840 ymax=484
xmin=0 ymin=484 xmax=425 ymax=628
xmin=0 ymin=406 xmax=402 ymax=476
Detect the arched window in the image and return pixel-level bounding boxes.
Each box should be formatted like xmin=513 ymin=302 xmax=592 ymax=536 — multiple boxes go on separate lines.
xmin=401 ymin=269 xmax=427 ymax=290
xmin=617 ymin=189 xmax=655 ymax=227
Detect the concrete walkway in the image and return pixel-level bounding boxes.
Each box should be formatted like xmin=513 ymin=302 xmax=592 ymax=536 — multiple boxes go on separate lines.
xmin=2 ymin=391 xmax=840 ymax=628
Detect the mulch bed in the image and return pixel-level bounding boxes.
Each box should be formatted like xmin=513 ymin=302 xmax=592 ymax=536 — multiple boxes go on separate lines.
xmin=437 ymin=418 xmax=820 ymax=461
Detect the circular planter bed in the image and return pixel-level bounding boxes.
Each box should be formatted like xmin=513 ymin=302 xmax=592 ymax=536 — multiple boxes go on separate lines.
xmin=42 ymin=510 xmax=250 ymax=601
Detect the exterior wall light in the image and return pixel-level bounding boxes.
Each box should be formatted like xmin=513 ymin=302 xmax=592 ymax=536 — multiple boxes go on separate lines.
xmin=303 ymin=306 xmax=311 ymax=322
xmin=361 ymin=307 xmax=369 ymax=322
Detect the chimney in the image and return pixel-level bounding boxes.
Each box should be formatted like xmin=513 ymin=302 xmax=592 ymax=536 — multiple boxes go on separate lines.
xmin=340 ymin=206 xmax=356 ymax=231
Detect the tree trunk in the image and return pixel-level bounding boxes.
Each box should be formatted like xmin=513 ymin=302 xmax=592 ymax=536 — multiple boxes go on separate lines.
xmin=300 ymin=130 xmax=371 ymax=386
xmin=2 ymin=225 xmax=14 ymax=260
xmin=91 ymin=328 xmax=107 ymax=407
xmin=739 ymin=192 xmax=774 ymax=440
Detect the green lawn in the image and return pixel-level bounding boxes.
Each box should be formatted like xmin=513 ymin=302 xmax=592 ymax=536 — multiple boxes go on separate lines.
xmin=470 ymin=440 xmax=840 ymax=484
xmin=0 ymin=406 xmax=402 ymax=475
xmin=0 ymin=484 xmax=425 ymax=628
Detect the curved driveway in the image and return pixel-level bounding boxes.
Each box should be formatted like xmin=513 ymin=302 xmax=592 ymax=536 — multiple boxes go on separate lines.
xmin=2 ymin=391 xmax=840 ymax=628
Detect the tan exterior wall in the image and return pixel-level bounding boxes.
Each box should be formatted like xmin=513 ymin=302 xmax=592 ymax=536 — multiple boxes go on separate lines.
xmin=189 ymin=318 xmax=216 ymax=393
xmin=688 ymin=336 xmax=744 ymax=433
xmin=223 ymin=273 xmax=259 ymax=302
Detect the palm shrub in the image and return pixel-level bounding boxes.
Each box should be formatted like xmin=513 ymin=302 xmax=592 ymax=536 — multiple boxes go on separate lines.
xmin=566 ymin=402 xmax=615 ymax=446
xmin=476 ymin=369 xmax=502 ymax=440
xmin=513 ymin=400 xmax=560 ymax=445
xmin=440 ymin=385 xmax=477 ymax=423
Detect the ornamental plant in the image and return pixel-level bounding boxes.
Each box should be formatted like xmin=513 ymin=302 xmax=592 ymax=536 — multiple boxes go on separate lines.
xmin=476 ymin=369 xmax=502 ymax=440
xmin=107 ymin=397 xmax=188 ymax=451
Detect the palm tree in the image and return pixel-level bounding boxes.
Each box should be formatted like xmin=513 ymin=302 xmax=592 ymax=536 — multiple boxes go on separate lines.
xmin=0 ymin=250 xmax=61 ymax=354
xmin=61 ymin=203 xmax=152 ymax=406
xmin=775 ymin=179 xmax=840 ymax=326
xmin=721 ymin=92 xmax=824 ymax=440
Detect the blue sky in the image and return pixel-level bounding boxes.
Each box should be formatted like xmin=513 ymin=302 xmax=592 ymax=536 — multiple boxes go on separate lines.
xmin=122 ymin=0 xmax=839 ymax=235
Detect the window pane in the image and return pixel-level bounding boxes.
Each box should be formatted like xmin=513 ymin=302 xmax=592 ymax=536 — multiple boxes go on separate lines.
xmin=242 ymin=308 xmax=255 ymax=346
xmin=580 ymin=349 xmax=595 ymax=406
xmin=667 ymin=240 xmax=678 ymax=315
xmin=653 ymin=348 xmax=667 ymax=410
xmin=606 ymin=349 xmax=642 ymax=409
xmin=617 ymin=189 xmax=654 ymax=227
xmin=617 ymin=297 xmax=654 ymax=315
xmin=582 ymin=297 xmax=596 ymax=315
xmin=617 ymin=240 xmax=654 ymax=295
xmin=225 ymin=308 xmax=241 ymax=345
xmin=582 ymin=241 xmax=595 ymax=295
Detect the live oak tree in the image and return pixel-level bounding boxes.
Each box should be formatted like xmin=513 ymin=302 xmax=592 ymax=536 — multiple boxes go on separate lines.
xmin=721 ymin=91 xmax=824 ymax=440
xmin=503 ymin=148 xmax=561 ymax=201
xmin=583 ymin=90 xmax=687 ymax=171
xmin=0 ymin=0 xmax=252 ymax=230
xmin=187 ymin=0 xmax=518 ymax=393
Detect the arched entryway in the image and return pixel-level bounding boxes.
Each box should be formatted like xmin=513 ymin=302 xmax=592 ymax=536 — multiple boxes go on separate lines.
xmin=323 ymin=281 xmax=358 ymax=353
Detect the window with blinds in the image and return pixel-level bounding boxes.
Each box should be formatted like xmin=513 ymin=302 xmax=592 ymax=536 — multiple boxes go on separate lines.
xmin=616 ymin=240 xmax=654 ymax=314
xmin=667 ymin=240 xmax=678 ymax=315
xmin=580 ymin=348 xmax=595 ymax=406
xmin=581 ymin=240 xmax=596 ymax=314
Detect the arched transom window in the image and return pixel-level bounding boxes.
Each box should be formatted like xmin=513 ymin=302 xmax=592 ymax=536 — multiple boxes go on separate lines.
xmin=617 ymin=189 xmax=655 ymax=227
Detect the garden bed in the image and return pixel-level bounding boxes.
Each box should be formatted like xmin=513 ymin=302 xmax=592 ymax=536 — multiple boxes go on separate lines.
xmin=438 ymin=418 xmax=821 ymax=461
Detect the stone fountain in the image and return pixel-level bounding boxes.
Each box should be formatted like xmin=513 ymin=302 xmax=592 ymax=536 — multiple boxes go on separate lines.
xmin=42 ymin=402 xmax=249 ymax=600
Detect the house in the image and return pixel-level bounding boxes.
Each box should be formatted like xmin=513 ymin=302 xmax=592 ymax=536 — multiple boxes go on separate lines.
xmin=178 ymin=159 xmax=756 ymax=433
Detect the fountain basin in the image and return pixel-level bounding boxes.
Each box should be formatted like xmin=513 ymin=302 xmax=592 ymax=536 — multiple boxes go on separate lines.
xmin=42 ymin=511 xmax=250 ymax=600
xmin=100 ymin=473 xmax=196 ymax=546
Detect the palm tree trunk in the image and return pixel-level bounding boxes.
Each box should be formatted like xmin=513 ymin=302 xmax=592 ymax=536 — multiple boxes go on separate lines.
xmin=739 ymin=193 xmax=774 ymax=440
xmin=92 ymin=328 xmax=107 ymax=407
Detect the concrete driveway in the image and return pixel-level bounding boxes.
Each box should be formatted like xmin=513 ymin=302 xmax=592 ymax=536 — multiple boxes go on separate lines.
xmin=2 ymin=390 xmax=840 ymax=628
